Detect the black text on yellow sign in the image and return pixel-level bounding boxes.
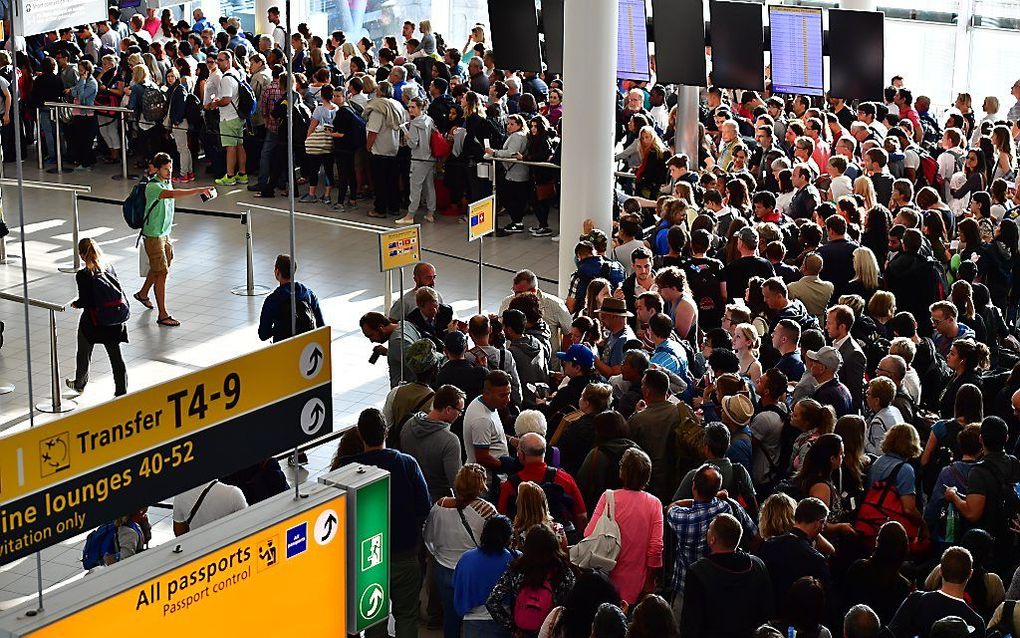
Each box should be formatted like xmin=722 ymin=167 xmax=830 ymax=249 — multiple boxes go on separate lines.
xmin=0 ymin=328 xmax=332 ymax=566
xmin=23 ymin=497 xmax=347 ymax=637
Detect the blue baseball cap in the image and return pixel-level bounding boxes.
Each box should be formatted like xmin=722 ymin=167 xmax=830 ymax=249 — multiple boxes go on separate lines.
xmin=556 ymin=344 xmax=595 ymax=369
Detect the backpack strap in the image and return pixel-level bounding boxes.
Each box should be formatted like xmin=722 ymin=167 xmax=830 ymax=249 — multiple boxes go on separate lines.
xmin=186 ymin=480 xmax=218 ymax=526
xmin=543 ymin=467 xmax=558 ymax=484
xmin=456 ymin=505 xmax=478 ymax=547
xmin=605 ymin=489 xmax=615 ymax=521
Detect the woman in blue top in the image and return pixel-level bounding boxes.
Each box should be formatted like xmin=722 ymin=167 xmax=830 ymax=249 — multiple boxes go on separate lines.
xmin=68 ymin=59 xmax=99 ymax=169
xmin=454 ymin=515 xmax=516 ymax=638
xmin=864 ymin=424 xmax=924 ymax=543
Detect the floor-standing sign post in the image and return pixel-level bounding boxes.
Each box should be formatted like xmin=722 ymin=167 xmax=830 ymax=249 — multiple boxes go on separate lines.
xmin=378 ymin=226 xmax=422 ymax=384
xmin=320 ymin=464 xmax=391 ymax=634
xmin=468 ymin=195 xmax=495 ymax=315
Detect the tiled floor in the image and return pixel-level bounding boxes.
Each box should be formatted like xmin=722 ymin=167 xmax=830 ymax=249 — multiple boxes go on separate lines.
xmin=0 ymin=158 xmax=562 ymax=607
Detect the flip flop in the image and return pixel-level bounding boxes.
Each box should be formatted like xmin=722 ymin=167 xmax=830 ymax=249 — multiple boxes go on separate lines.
xmin=156 ymin=316 xmax=180 ymax=327
xmin=133 ymin=293 xmax=154 ymax=309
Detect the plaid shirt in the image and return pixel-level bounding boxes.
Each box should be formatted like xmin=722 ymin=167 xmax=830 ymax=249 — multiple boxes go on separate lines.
xmin=260 ymin=81 xmax=284 ymax=133
xmin=666 ymin=497 xmax=757 ymax=593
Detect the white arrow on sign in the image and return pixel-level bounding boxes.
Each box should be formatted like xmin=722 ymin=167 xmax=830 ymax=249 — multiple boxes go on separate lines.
xmin=300 ymin=398 xmax=326 ymax=435
xmin=360 ymin=583 xmax=385 ymax=619
xmin=314 ymin=509 xmax=339 ymax=546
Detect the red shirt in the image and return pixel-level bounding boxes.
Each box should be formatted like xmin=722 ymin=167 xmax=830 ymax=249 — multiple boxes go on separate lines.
xmin=497 ymin=463 xmax=587 ymax=521
xmin=899 ymin=106 xmax=922 ymax=137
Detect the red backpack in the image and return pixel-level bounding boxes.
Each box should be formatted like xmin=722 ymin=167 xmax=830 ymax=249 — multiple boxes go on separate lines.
xmin=513 ymin=579 xmax=554 ymax=632
xmin=853 ymin=461 xmax=919 ymax=545
xmin=430 ymin=128 xmax=452 ymax=159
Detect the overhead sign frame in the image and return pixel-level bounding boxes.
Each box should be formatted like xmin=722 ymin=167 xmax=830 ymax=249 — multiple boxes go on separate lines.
xmin=0 ymin=482 xmax=348 ymax=637
xmin=10 ymin=0 xmax=109 ymax=38
xmin=0 ymin=327 xmax=333 ymax=566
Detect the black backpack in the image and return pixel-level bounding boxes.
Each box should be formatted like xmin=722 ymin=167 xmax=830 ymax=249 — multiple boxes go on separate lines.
xmin=978 ymin=459 xmax=1020 ymax=546
xmin=184 ymin=91 xmax=204 ymax=130
xmin=919 ymin=338 xmax=953 ymax=411
xmin=507 ymin=467 xmax=576 ymax=532
xmin=89 ymin=269 xmax=130 ymax=327
xmin=275 ymin=292 xmax=316 ymax=341
xmin=921 ymin=419 xmax=963 ymax=495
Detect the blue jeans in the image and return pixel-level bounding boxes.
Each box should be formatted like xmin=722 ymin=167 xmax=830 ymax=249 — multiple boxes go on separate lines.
xmin=259 ymin=129 xmax=278 ymax=188
xmin=39 ymin=109 xmax=57 ymax=160
xmin=433 ymin=563 xmax=459 ymax=638
xmin=463 ymin=619 xmax=510 ymax=638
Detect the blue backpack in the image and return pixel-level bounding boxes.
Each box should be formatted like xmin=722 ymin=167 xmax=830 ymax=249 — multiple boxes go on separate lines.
xmin=81 ymin=521 xmax=141 ymax=569
xmin=123 ymin=177 xmax=157 ymax=230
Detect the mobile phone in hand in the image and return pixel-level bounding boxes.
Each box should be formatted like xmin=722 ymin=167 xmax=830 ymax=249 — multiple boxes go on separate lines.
xmin=201 ymin=187 xmax=218 ymax=202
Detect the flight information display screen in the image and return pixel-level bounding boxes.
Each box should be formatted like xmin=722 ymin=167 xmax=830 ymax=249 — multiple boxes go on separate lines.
xmin=768 ymin=5 xmax=824 ymax=96
xmin=618 ymin=0 xmax=651 ymax=81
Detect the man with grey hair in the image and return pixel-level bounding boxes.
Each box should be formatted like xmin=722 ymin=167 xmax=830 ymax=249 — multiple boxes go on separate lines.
xmin=496 ymin=432 xmax=587 ymax=536
xmin=498 ymin=269 xmax=572 ymax=365
xmin=843 ymin=604 xmax=880 ymax=638
xmin=364 ymin=80 xmax=407 ymax=218
xmin=716 ymin=119 xmax=741 ymax=171
xmin=877 ymin=354 xmax=916 ymax=424
xmin=468 ymin=56 xmax=489 ymax=94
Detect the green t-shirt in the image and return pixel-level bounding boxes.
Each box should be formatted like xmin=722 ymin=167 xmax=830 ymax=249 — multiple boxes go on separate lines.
xmin=143 ymin=179 xmax=174 ymax=237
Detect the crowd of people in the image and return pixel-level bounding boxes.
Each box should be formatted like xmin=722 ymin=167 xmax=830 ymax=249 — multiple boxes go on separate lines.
xmin=10 ymin=4 xmax=1020 ymax=638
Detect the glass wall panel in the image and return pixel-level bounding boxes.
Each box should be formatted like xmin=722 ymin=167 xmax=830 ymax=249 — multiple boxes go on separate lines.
xmin=885 ymin=18 xmax=956 ymax=110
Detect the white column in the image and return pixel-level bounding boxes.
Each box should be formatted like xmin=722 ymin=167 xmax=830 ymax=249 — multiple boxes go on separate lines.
xmin=558 ymin=0 xmax=618 ymax=299
xmin=950 ymin=0 xmax=974 ymax=100
xmin=254 ymin=0 xmax=272 ymax=34
xmin=841 ymin=0 xmax=877 ymax=10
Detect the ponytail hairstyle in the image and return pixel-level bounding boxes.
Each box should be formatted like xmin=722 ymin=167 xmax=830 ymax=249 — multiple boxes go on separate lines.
xmin=78 ymin=238 xmax=106 ymax=274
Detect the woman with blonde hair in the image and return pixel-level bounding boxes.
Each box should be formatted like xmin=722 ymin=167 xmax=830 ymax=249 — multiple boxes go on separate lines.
xmin=581 ymin=278 xmax=612 ymax=319
xmin=867 ymin=290 xmax=896 ymax=334
xmin=463 ymin=24 xmax=486 ymax=55
xmin=418 ymin=20 xmax=436 ymax=55
xmin=634 ymin=125 xmax=669 ymax=199
xmin=853 ymin=175 xmax=877 ymax=211
xmin=67 ymin=239 xmax=129 ymax=397
xmin=759 ymin=493 xmax=836 ymax=555
xmin=337 ymin=41 xmax=359 ymax=77
xmin=511 ymin=481 xmax=567 ymax=551
xmin=861 ymin=424 xmax=924 ymax=541
xmin=847 ymin=246 xmax=881 ymax=303
xmin=425 ymin=463 xmax=497 ymax=638
xmin=142 ymin=52 xmax=163 ymax=86
xmin=789 ymin=398 xmax=837 ymax=473
xmin=732 ymin=322 xmax=762 ymax=382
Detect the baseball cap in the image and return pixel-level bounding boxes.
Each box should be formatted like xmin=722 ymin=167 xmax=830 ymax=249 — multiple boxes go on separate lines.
xmin=407 ymin=339 xmax=442 ymax=374
xmin=738 ymin=226 xmax=759 ymax=247
xmin=443 ymin=330 xmax=468 ymax=356
xmin=556 ymin=344 xmax=595 ymax=369
xmin=722 ymin=394 xmax=754 ymax=426
xmin=806 ymin=345 xmax=843 ymax=371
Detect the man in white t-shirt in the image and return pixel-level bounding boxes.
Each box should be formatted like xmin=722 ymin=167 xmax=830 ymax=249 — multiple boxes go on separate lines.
xmin=462 ymin=370 xmax=513 ymax=491
xmin=938 ymin=128 xmax=967 ymax=205
xmin=211 ymin=50 xmax=248 ymax=186
xmin=172 ymin=480 xmax=247 ymax=535
xmin=268 ymin=6 xmax=287 ymax=50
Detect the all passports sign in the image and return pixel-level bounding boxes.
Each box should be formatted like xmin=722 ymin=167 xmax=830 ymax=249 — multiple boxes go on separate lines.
xmin=0 ymin=327 xmax=333 ymax=566
xmin=0 ymin=483 xmax=348 ymax=636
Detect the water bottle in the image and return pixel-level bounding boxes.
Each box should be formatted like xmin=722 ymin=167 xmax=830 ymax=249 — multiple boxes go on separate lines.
xmin=945 ymin=502 xmax=959 ymax=543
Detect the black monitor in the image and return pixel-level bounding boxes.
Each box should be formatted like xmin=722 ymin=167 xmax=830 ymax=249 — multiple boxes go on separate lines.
xmin=541 ymin=0 xmax=564 ymax=74
xmin=709 ymin=0 xmax=765 ymax=91
xmin=652 ymin=0 xmax=707 ymax=86
xmin=768 ymin=5 xmax=824 ymax=96
xmin=487 ymin=0 xmax=543 ymax=73
xmin=828 ymin=8 xmax=885 ymax=101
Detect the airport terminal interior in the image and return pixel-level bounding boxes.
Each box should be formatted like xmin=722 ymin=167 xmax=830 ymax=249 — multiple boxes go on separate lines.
xmin=4 ymin=0 xmax=1020 ymax=636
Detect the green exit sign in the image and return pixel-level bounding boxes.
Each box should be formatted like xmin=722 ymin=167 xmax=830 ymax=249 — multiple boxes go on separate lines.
xmin=321 ymin=464 xmax=391 ymax=633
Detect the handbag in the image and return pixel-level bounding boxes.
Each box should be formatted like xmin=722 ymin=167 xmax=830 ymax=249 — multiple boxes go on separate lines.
xmin=304 ymin=124 xmax=332 ymax=155
xmin=456 ymin=505 xmax=478 ymax=547
xmin=535 ymin=181 xmax=557 ymax=201
xmin=569 ymin=489 xmax=621 ymax=571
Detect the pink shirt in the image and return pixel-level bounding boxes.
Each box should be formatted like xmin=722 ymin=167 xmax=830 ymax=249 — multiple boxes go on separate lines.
xmin=584 ymin=489 xmax=664 ymax=604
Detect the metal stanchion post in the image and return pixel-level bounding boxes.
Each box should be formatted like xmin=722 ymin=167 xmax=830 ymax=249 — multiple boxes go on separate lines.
xmin=231 ymin=211 xmax=271 ymax=296
xmin=113 ymin=111 xmax=133 ymax=181
xmin=51 ymin=108 xmax=64 ymax=174
xmin=35 ymin=117 xmax=42 ymax=170
xmin=57 ymin=192 xmax=81 ymax=273
xmin=398 ymin=266 xmax=405 ymax=384
xmin=383 ymin=268 xmax=392 ymax=316
xmin=36 ymin=308 xmax=76 ymax=413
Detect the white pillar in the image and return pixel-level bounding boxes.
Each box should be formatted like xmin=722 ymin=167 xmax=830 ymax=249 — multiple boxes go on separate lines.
xmin=841 ymin=0 xmax=877 ymax=11
xmin=254 ymin=0 xmax=272 ymax=34
xmin=950 ymin=0 xmax=973 ymax=100
xmin=558 ymin=0 xmax=618 ymax=299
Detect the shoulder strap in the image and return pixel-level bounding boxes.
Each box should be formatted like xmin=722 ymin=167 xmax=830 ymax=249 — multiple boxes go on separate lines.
xmin=605 ymin=489 xmax=615 ymax=521
xmin=186 ymin=480 xmax=218 ymax=526
xmin=457 ymin=505 xmax=479 ymax=547
xmin=544 ymin=467 xmax=558 ymax=484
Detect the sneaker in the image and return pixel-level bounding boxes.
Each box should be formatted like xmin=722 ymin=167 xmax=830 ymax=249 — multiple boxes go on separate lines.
xmin=551 ymin=235 xmax=560 ymax=242
xmin=532 ymin=226 xmax=553 ymax=237
xmin=528 ymin=225 xmax=544 ymax=234
xmin=424 ymin=213 xmax=435 ymax=223
xmin=320 ymin=196 xmax=332 ymax=206
xmin=367 ymin=210 xmax=387 ymax=218
xmin=502 ymin=223 xmax=524 ymax=233
xmin=395 ymin=215 xmax=415 ymax=225
xmin=64 ymin=379 xmax=82 ymax=395
xmin=332 ymin=202 xmax=346 ymax=212
xmin=215 ymin=175 xmax=237 ymax=186
xmin=235 ymin=173 xmax=249 ymax=185
xmin=298 ymin=193 xmax=316 ymax=203
xmin=246 ymin=183 xmax=261 ymax=192
xmin=186 ymin=173 xmax=196 ymax=182
xmin=172 ymin=176 xmax=186 ymax=184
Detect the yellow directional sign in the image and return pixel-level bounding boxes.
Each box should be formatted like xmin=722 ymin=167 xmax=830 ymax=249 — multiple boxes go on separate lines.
xmin=0 ymin=327 xmax=333 ymax=566
xmin=468 ymin=196 xmax=495 ymax=241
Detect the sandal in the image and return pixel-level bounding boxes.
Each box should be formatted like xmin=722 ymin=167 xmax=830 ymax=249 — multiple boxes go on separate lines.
xmin=156 ymin=316 xmax=180 ymax=327
xmin=133 ymin=293 xmax=154 ymax=309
